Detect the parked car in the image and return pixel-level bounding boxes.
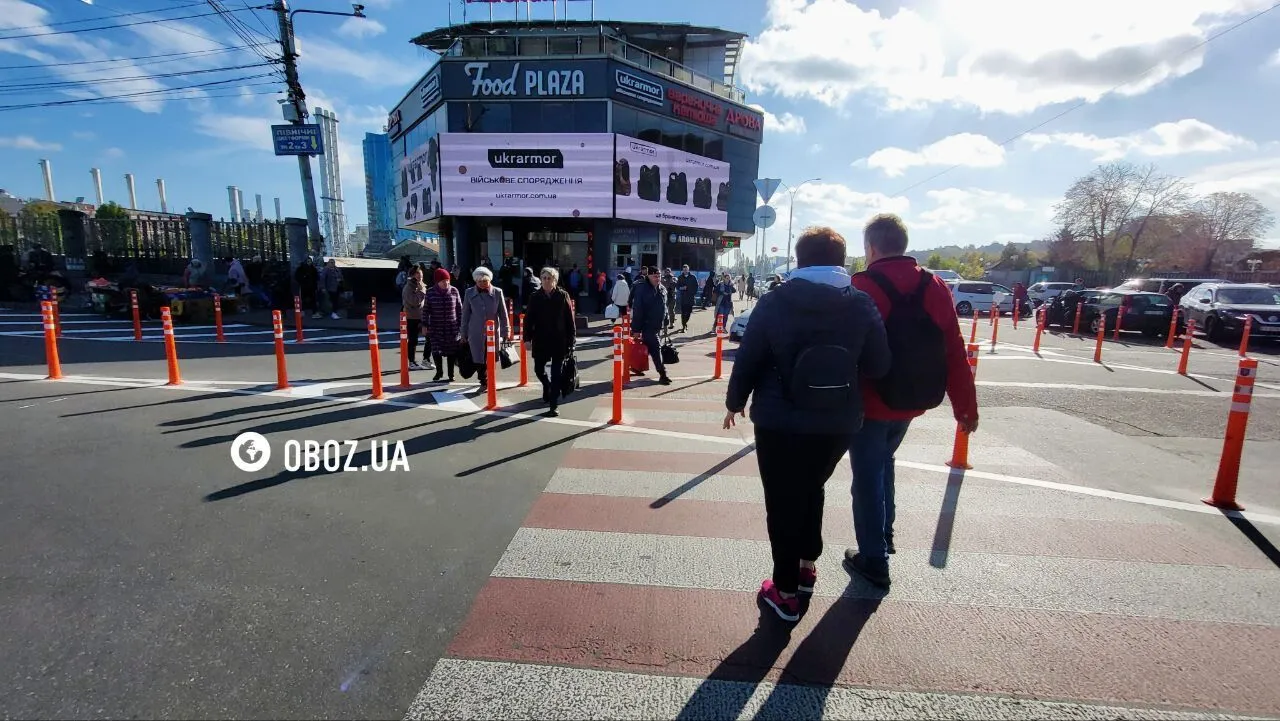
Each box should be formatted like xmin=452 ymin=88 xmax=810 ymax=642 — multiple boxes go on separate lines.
xmin=728 ymin=307 xmax=751 ymax=341
xmin=1043 ymin=289 xmax=1103 ymax=329
xmin=925 ymin=268 xmax=964 ymax=282
xmin=1179 ymin=282 xmax=1280 ymax=341
xmin=946 ymin=280 xmax=1029 ymax=317
xmin=1027 ymin=282 xmax=1078 ymax=306
xmin=1080 ymin=291 xmax=1176 ymax=337
xmin=1114 ymin=277 xmax=1226 ymax=294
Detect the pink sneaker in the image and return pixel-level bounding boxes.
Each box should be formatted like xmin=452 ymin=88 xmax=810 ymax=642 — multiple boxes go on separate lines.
xmin=798 ymin=567 xmax=817 ymax=594
xmin=759 ymin=579 xmax=800 ymax=622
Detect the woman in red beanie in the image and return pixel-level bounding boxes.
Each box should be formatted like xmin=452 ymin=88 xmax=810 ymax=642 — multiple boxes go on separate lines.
xmin=424 ymin=267 xmax=463 ymax=382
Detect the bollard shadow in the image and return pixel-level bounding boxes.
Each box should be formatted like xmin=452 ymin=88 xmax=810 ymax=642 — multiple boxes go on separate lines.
xmin=1181 ymin=374 xmax=1219 ymax=391
xmin=674 ymin=603 xmax=794 ymax=721
xmin=456 ymin=425 xmax=606 ymax=478
xmin=649 ymin=377 xmax=717 ymax=398
xmin=929 ymin=467 xmax=966 ymax=569
xmin=59 ymin=389 xmax=241 ymax=417
xmin=0 ymin=386 xmax=136 ymax=403
xmin=1220 ymin=510 xmax=1280 ymax=571
xmin=651 ymin=442 xmax=756 ymax=509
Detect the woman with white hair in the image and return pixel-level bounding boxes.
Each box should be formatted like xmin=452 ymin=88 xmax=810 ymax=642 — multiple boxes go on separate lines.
xmin=460 ymin=265 xmax=511 ymax=391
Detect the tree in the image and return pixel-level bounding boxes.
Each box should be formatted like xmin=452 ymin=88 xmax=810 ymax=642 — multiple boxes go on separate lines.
xmin=1053 ymin=163 xmax=1135 ymax=271
xmin=926 ymin=252 xmax=945 ymax=269
xmin=1186 ymin=192 xmax=1275 ymax=273
xmin=1116 ymin=166 xmax=1189 ymax=274
xmin=94 ymin=201 xmax=133 ymax=255
xmin=1043 ymin=226 xmax=1081 ymax=266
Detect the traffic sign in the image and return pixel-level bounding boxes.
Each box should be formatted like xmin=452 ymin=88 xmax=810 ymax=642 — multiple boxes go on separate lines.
xmin=752 ymin=204 xmax=777 ymax=229
xmin=271 ymin=124 xmax=324 ymax=156
xmin=753 ymin=178 xmax=781 ymax=205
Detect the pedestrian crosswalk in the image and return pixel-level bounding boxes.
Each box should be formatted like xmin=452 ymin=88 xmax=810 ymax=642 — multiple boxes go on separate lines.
xmin=403 ymin=388 xmax=1280 ymax=719
xmin=0 ymin=310 xmax=401 ymax=345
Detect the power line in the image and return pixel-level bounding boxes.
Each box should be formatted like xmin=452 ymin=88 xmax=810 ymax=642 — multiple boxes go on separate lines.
xmin=0 ymin=2 xmax=208 ymax=32
xmin=0 ymin=72 xmax=279 ymax=111
xmin=889 ymin=0 xmax=1280 ymax=197
xmin=202 ymin=0 xmax=278 ymax=65
xmin=0 ymin=61 xmax=279 ymax=94
xmin=0 ymin=9 xmax=256 ymax=41
xmin=0 ymin=46 xmax=258 ymax=72
xmin=6 ymin=84 xmax=282 ymax=109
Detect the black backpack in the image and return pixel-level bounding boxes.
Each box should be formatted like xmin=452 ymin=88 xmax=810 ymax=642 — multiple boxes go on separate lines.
xmin=782 ymin=289 xmax=859 ymax=411
xmin=864 ymin=269 xmax=948 ymax=411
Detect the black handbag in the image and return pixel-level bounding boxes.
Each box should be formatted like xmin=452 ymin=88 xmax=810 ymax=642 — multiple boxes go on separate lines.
xmin=660 ymin=331 xmax=680 ymax=365
xmin=560 ymin=352 xmax=580 ymax=397
xmin=456 ymin=342 xmax=477 ymax=379
xmin=499 ymin=343 xmax=518 ymax=369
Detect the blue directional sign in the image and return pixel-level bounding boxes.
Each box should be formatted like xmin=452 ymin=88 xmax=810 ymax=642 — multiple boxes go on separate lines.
xmin=271 ymin=124 xmax=324 ymax=156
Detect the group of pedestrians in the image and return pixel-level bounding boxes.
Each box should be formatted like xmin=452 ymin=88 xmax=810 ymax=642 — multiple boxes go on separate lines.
xmin=724 ymin=215 xmax=978 ymax=622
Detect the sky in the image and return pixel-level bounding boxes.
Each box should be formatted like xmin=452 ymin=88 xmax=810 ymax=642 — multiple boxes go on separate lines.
xmin=3 ymin=0 xmax=1280 ymax=258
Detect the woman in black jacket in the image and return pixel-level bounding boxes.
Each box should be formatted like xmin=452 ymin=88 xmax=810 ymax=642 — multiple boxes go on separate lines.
xmin=523 ymin=266 xmax=576 ymax=417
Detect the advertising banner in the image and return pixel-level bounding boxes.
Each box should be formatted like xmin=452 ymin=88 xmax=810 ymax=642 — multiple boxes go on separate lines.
xmin=613 ymin=134 xmax=732 ymax=232
xmin=399 ymin=136 xmax=442 ymax=228
xmin=438 ymin=132 xmax=614 ymax=218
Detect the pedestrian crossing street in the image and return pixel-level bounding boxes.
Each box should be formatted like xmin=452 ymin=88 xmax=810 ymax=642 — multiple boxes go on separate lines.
xmin=403 ymin=385 xmax=1280 ymax=719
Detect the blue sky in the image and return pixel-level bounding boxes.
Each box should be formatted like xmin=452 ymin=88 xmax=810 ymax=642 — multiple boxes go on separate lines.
xmin=4 ymin=0 xmax=1280 ymax=256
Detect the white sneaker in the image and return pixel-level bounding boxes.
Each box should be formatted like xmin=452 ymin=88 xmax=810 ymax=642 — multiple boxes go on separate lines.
xmin=423 ymin=359 xmax=435 ymax=370
xmin=408 ymin=361 xmax=424 ymax=370
xmin=330 ymin=312 xmax=340 ymax=319
xmin=311 ymin=312 xmax=322 ymax=319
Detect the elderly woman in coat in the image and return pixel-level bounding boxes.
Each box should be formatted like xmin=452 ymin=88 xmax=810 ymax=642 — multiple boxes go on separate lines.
xmin=460 ymin=266 xmax=511 ymax=391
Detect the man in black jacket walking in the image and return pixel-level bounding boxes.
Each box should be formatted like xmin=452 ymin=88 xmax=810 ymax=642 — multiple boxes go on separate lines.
xmin=677 ymin=265 xmax=699 ymax=332
xmin=523 ymin=266 xmax=577 ymax=416
xmin=630 ymin=267 xmax=672 ymax=385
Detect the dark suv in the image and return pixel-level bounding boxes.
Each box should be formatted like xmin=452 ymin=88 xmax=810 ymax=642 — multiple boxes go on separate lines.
xmin=1179 ymin=283 xmax=1280 ymax=341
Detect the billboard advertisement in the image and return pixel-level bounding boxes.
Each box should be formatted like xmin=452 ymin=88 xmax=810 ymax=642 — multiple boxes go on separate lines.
xmin=613 ymin=135 xmax=732 ymax=232
xmin=438 ymin=132 xmax=614 ymax=218
xmin=399 ymin=135 xmax=442 ymax=228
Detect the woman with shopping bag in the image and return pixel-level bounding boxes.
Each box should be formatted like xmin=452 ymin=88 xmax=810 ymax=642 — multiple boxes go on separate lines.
xmin=460 ymin=266 xmax=511 ymax=392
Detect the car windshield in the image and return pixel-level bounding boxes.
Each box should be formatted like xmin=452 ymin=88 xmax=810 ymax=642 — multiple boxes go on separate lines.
xmin=1141 ymin=295 xmax=1171 ymax=306
xmin=1217 ymin=287 xmax=1280 ymax=305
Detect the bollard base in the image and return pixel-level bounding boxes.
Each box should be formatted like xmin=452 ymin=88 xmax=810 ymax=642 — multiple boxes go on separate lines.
xmin=945 ymin=460 xmax=972 ymax=470
xmin=1203 ymin=497 xmax=1244 ymax=511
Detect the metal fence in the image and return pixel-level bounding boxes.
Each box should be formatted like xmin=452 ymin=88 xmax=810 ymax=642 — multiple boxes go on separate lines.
xmin=210 ymin=220 xmax=288 ymax=262
xmin=1 ymin=214 xmax=64 ymax=256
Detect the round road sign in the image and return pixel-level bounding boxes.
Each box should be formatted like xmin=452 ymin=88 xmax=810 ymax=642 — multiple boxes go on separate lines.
xmin=752 ymin=204 xmax=777 ymax=229
xmin=771 ymin=246 xmax=778 ymax=253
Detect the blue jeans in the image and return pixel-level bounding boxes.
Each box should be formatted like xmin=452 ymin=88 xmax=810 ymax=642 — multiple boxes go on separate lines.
xmin=849 ymin=418 xmax=912 ymax=566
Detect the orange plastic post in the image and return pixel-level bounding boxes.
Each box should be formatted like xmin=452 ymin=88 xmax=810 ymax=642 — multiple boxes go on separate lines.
xmin=518 ymin=312 xmax=528 ymax=387
xmin=293 ymin=295 xmax=304 ymax=343
xmin=969 ymin=314 xmax=978 ymax=343
xmin=1204 ymin=357 xmax=1257 ymax=511
xmin=946 ymin=343 xmax=980 ymax=469
xmin=213 ymin=293 xmax=226 ymax=343
xmin=1178 ymin=319 xmax=1196 ymax=376
xmin=610 ymin=325 xmax=623 ymax=425
xmin=1032 ymin=306 xmax=1045 ymax=354
xmin=1113 ymin=300 xmax=1125 ymax=340
xmin=368 ymin=314 xmax=384 ymax=399
xmin=1072 ymin=301 xmax=1083 ymax=336
xmin=41 ymin=301 xmax=62 ymax=380
xmin=989 ymin=313 xmax=999 ymax=353
xmin=1165 ymin=308 xmax=1180 ymax=349
xmin=1239 ymin=315 xmax=1253 ymax=357
xmin=272 ymin=310 xmax=289 ymax=390
xmin=713 ymin=314 xmax=725 ymax=379
xmin=1012 ymin=303 xmax=1019 ymax=330
xmin=621 ymin=315 xmax=631 ymax=384
xmin=130 ymin=289 xmax=142 ymax=341
xmin=485 ymin=319 xmax=498 ymax=410
xmin=1093 ymin=311 xmax=1106 ymax=364
xmin=989 ymin=302 xmax=997 ymax=326
xmin=52 ymin=295 xmax=61 ymax=337
xmin=161 ymin=306 xmax=181 ymax=385
xmin=371 ymin=295 xmax=377 ymax=318
xmin=397 ymin=312 xmax=411 ymax=390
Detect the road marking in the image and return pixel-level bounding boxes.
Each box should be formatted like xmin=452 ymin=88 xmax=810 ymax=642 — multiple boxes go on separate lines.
xmin=976 ymin=380 xmax=1280 ymax=399
xmin=2 ymin=369 xmax=1276 ymax=526
xmin=430 ymin=390 xmax=481 ymax=412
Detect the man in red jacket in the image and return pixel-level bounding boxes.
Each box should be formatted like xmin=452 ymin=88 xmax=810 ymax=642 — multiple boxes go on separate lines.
xmin=844 ymin=214 xmax=979 ymax=589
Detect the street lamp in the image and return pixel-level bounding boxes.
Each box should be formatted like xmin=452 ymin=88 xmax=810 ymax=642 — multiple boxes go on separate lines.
xmin=783 ymin=178 xmax=821 ymax=274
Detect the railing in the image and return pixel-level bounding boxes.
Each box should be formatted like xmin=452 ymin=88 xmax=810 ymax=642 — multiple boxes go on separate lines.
xmin=442 ymin=32 xmax=747 ymax=103
xmin=87 ymin=218 xmax=191 ymax=261
xmin=1 ymin=214 xmax=63 ymax=255
xmin=211 ymin=220 xmax=288 ymax=262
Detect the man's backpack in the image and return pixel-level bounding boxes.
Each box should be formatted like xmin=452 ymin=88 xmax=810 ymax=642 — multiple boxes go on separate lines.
xmin=864 ymin=269 xmax=948 ymax=411
xmin=783 ymin=290 xmax=859 ymax=411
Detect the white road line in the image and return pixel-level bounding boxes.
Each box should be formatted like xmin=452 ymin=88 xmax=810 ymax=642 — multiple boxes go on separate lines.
xmin=976 ymin=380 xmax=1280 ymax=399
xmin=2 ymin=369 xmax=1275 ymax=526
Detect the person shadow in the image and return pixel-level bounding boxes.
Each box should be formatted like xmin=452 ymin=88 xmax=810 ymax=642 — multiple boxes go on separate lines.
xmin=676 ymin=581 xmax=883 ymax=721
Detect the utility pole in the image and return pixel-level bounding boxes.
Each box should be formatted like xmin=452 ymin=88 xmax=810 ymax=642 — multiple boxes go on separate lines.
xmin=782 ymin=177 xmax=820 ymax=274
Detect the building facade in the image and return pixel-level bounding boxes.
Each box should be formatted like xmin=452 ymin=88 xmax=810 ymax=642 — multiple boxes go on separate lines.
xmin=362 ymin=132 xmax=398 ymax=256
xmin=383 ymin=20 xmax=763 ymax=280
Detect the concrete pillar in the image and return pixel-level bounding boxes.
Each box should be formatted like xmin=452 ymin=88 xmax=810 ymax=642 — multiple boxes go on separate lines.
xmin=186 ymin=211 xmax=213 ymax=266
xmin=285 ymin=216 xmax=308 ymax=274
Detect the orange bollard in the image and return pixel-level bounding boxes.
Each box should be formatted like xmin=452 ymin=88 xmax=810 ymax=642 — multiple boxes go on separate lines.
xmin=969 ymin=314 xmax=978 ymax=343
xmin=130 ymin=289 xmax=142 ymax=341
xmin=1203 ymin=357 xmax=1258 ymax=511
xmin=1177 ymin=319 xmax=1195 ymax=376
xmin=397 ymin=312 xmax=411 ymax=390
xmin=161 ymin=306 xmax=181 ymax=385
xmin=1072 ymin=301 xmax=1083 ymax=336
xmin=272 ymin=310 xmax=289 ymax=390
xmin=367 ymin=314 xmax=384 ymax=399
xmin=293 ymin=295 xmax=304 ymax=344
xmin=610 ymin=325 xmax=623 ymax=425
xmin=1165 ymin=308 xmax=1180 ymax=349
xmin=989 ymin=313 xmax=999 ymax=353
xmin=1033 ymin=307 xmax=1045 ymax=354
xmin=52 ymin=295 xmax=61 ymax=338
xmin=621 ymin=315 xmax=631 ymax=384
xmin=1239 ymin=315 xmax=1253 ymax=358
xmin=946 ymin=343 xmax=980 ymax=469
xmin=213 ymin=293 xmax=226 ymax=343
xmin=41 ymin=300 xmax=62 ymax=380
xmin=484 ymin=319 xmax=498 ymax=410
xmin=518 ymin=312 xmax=529 ymax=387
xmin=1012 ymin=303 xmax=1019 ymax=330
xmin=1093 ymin=311 xmax=1106 ymax=364
xmin=713 ymin=314 xmax=725 ymax=379
xmin=989 ymin=302 xmax=997 ymax=326
xmin=371 ymin=295 xmax=377 ymax=318
xmin=1113 ymin=301 xmax=1124 ymax=341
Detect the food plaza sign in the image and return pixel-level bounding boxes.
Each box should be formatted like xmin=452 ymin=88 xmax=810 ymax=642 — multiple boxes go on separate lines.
xmin=463 ymin=61 xmax=587 ymax=97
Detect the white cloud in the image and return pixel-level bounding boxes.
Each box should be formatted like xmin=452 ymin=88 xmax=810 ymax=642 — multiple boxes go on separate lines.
xmin=748 ymin=104 xmax=807 ymax=134
xmin=0 ymin=135 xmax=62 ymax=151
xmin=1187 ymin=155 xmax=1280 ymax=203
xmin=1023 ymin=119 xmax=1252 ymax=161
xmin=195 ymin=114 xmax=275 ymax=153
xmin=102 ymin=147 xmax=125 ymax=159
xmin=71 ymin=131 xmax=96 ymax=140
xmin=294 ymin=35 xmax=424 ymax=86
xmin=914 ymin=188 xmax=1029 ymax=230
xmin=863 ymin=133 xmax=1005 ymax=177
xmin=777 ymin=182 xmax=911 ymax=240
xmin=336 ymin=16 xmax=387 ymax=39
xmin=739 ymin=0 xmax=1271 ymax=115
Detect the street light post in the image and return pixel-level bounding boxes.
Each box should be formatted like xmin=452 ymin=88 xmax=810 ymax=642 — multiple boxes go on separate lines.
xmin=783 ymin=177 xmax=820 ymax=274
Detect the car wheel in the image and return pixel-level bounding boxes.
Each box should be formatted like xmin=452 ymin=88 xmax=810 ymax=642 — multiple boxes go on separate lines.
xmin=1090 ymin=315 xmax=1105 ymax=334
xmin=1205 ymin=316 xmax=1223 ymax=343
xmin=957 ymin=301 xmax=972 ymax=316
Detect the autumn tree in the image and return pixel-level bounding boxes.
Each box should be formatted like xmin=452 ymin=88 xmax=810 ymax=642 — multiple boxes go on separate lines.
xmin=1042 ymin=226 xmax=1081 ymax=267
xmin=1184 ymin=192 xmax=1275 ymax=273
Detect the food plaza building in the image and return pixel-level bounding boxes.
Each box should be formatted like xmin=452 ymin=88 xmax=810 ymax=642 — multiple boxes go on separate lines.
xmin=384 ymin=20 xmax=763 ymax=279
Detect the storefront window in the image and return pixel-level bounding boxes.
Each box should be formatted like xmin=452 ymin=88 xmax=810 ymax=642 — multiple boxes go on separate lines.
xmin=611 ymin=105 xmax=638 ymax=136
xmin=449 ymin=102 xmax=513 ymax=133
xmin=661 ymin=119 xmax=683 ymax=150
xmin=574 ymin=102 xmax=606 ymax=132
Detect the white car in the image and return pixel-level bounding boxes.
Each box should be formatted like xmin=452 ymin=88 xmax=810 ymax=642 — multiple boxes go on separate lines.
xmin=728 ymin=307 xmax=751 ymax=340
xmin=947 ymin=280 xmax=1026 ymax=317
xmin=925 ymin=268 xmax=964 ymax=282
xmin=1027 ymin=281 xmax=1077 ymax=305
